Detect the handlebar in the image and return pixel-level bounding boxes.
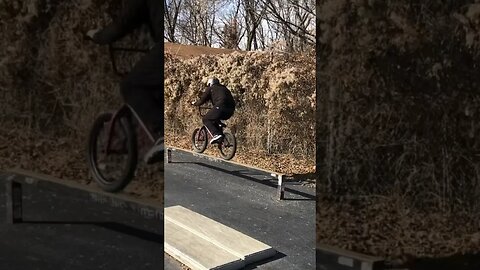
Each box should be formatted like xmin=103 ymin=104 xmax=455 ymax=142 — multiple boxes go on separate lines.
xmin=108 ymin=45 xmax=149 ymax=77
xmin=84 ymin=34 xmax=149 ymax=77
xmin=84 ymin=24 xmax=152 ymax=79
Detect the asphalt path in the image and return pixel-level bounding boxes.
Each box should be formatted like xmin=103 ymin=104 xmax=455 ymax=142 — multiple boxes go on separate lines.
xmin=0 ymin=172 xmax=162 ymax=270
xmin=164 ymin=149 xmax=316 ymax=270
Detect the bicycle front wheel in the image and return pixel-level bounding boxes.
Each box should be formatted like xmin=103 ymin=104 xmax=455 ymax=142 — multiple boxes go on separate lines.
xmin=218 ymin=130 xmax=236 ymax=160
xmin=192 ymin=127 xmax=208 ymax=153
xmin=87 ymin=112 xmax=137 ymax=192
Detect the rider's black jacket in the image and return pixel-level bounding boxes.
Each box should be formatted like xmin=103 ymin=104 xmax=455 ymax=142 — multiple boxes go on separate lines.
xmin=92 ymin=0 xmax=161 ymax=44
xmin=194 ymin=84 xmax=236 ymax=109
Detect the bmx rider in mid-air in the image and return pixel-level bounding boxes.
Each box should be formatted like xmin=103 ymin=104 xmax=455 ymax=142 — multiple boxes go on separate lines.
xmin=192 ymin=77 xmax=236 ymax=144
xmin=86 ymin=0 xmax=163 ymax=164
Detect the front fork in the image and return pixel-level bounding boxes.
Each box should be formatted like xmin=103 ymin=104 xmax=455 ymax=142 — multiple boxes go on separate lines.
xmin=103 ymin=105 xmax=131 ymax=156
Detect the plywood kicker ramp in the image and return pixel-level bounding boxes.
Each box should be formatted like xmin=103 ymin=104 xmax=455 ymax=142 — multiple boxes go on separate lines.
xmin=165 ymin=205 xmax=276 ymax=270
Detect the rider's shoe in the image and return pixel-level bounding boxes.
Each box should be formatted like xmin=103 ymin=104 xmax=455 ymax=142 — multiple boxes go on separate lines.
xmin=144 ymin=136 xmax=164 ymax=164
xmin=210 ymin=134 xmax=223 ymax=144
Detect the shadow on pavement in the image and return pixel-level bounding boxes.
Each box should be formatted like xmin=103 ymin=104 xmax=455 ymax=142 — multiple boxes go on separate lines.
xmin=171 ymin=161 xmax=316 ymax=201
xmin=243 ymin=252 xmax=287 ymax=270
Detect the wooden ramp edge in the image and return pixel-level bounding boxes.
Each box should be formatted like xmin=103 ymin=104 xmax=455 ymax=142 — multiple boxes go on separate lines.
xmin=316 ymin=243 xmax=385 ymax=270
xmin=165 ymin=220 xmax=244 ymax=270
xmin=165 ymin=205 xmax=276 ymax=269
xmin=2 ymin=168 xmax=162 ymax=220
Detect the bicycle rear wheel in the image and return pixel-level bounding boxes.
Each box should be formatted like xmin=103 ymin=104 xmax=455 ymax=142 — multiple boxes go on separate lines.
xmin=192 ymin=127 xmax=208 ymax=153
xmin=218 ymin=130 xmax=236 ymax=160
xmin=87 ymin=112 xmax=137 ymax=192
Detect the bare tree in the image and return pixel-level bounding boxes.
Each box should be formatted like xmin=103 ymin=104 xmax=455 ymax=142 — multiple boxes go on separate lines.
xmin=177 ymin=0 xmax=225 ymax=46
xmin=261 ymin=0 xmax=315 ymax=51
xmin=215 ymin=0 xmax=242 ymax=49
xmin=242 ymin=0 xmax=267 ymax=51
xmin=221 ymin=18 xmax=241 ymax=49
xmin=166 ymin=0 xmax=315 ymax=52
xmin=177 ymin=0 xmax=201 ymax=45
xmin=164 ymin=0 xmax=183 ymax=43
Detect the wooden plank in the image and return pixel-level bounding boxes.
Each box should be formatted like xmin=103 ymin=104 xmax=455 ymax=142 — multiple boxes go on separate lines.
xmin=165 ymin=219 xmax=244 ymax=270
xmin=165 ymin=205 xmax=276 ymax=264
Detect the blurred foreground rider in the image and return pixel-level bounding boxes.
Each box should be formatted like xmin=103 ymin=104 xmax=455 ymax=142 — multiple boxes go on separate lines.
xmin=86 ymin=0 xmax=163 ymax=164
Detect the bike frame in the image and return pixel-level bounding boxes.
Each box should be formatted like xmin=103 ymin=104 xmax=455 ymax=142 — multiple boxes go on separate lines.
xmin=196 ymin=106 xmax=228 ymax=142
xmin=103 ymin=45 xmax=155 ymax=155
xmin=198 ymin=106 xmax=216 ymax=138
xmin=104 ymin=104 xmax=156 ymax=155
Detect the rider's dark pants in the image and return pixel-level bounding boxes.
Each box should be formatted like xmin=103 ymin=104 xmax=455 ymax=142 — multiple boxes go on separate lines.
xmin=120 ymin=43 xmax=163 ymax=139
xmin=203 ymin=106 xmax=234 ymax=136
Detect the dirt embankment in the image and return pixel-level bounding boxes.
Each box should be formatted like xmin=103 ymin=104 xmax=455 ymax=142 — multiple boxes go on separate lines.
xmin=317 ymin=0 xmax=480 ymax=265
xmin=164 ymin=48 xmax=316 ymax=176
xmin=165 ymin=42 xmax=240 ymax=59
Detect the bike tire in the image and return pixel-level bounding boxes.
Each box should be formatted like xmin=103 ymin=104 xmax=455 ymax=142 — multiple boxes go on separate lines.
xmin=87 ymin=112 xmax=137 ymax=192
xmin=218 ymin=130 xmax=237 ymax=160
xmin=192 ymin=127 xmax=208 ymax=153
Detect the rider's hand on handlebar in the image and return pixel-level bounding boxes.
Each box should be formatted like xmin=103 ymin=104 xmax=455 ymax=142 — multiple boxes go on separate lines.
xmin=86 ymin=28 xmax=100 ymax=40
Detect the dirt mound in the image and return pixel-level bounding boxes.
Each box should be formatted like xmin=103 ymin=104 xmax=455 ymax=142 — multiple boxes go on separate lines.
xmin=318 ymin=0 xmax=480 ymax=207
xmin=164 ymin=49 xmax=316 ymax=174
xmin=165 ymin=42 xmax=239 ymax=59
xmin=317 ymin=0 xmax=480 ymax=263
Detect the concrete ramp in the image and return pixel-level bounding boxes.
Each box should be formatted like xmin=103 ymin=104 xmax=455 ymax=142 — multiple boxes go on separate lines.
xmin=164 ymin=205 xmax=276 ymax=270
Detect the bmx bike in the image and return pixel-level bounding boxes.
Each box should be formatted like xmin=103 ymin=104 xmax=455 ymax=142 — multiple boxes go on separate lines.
xmin=86 ymin=44 xmax=160 ymax=192
xmin=191 ymin=106 xmax=237 ymax=160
